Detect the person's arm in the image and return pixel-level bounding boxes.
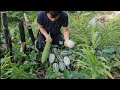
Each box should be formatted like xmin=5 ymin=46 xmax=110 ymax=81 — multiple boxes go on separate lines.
xmin=37 ymin=11 xmax=52 ymax=42
xmin=63 ymin=27 xmax=69 ymax=41
xmin=63 ymin=27 xmax=69 ymax=47
xmin=61 ymin=12 xmax=69 ymax=47
xmin=39 ymin=25 xmax=52 ymax=42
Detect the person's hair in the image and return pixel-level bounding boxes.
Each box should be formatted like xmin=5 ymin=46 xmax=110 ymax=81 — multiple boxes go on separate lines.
xmin=46 ymin=11 xmax=62 ymax=18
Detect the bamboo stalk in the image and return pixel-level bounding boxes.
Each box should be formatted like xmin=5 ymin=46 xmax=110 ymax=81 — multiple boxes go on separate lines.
xmin=18 ymin=20 xmax=26 ymax=52
xmin=24 ymin=13 xmax=35 ymax=44
xmin=27 ymin=25 xmax=35 ymax=44
xmin=0 ymin=11 xmax=2 ymax=44
xmin=1 ymin=11 xmax=13 ymax=62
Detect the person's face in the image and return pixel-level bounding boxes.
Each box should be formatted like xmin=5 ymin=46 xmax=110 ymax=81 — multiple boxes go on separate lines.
xmin=47 ymin=13 xmax=60 ymax=22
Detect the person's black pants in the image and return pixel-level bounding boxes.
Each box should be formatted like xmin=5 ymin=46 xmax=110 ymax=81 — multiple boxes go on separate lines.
xmin=36 ymin=32 xmax=64 ymax=52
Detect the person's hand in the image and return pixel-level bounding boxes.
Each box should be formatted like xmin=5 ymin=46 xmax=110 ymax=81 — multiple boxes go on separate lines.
xmin=46 ymin=35 xmax=52 ymax=43
xmin=64 ymin=40 xmax=68 ymax=48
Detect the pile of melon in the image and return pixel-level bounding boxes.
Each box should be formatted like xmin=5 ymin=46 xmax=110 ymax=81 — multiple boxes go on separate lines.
xmin=41 ymin=38 xmax=74 ymax=72
xmin=49 ymin=48 xmax=71 ymax=72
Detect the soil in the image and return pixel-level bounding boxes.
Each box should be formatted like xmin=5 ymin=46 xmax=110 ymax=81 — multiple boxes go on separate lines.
xmin=112 ymin=72 xmax=120 ymax=79
xmin=36 ymin=62 xmax=46 ymax=79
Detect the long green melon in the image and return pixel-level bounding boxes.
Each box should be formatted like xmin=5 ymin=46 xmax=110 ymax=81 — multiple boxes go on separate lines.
xmin=41 ymin=34 xmax=51 ymax=64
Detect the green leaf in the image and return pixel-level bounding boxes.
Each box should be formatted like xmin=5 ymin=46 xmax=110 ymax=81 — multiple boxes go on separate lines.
xmin=96 ymin=68 xmax=105 ymax=76
xmin=91 ymin=72 xmax=97 ymax=79
xmin=101 ymin=63 xmax=110 ymax=70
xmin=102 ymin=48 xmax=115 ymax=53
xmin=100 ymin=69 xmax=114 ymax=79
xmin=95 ymin=36 xmax=101 ymax=49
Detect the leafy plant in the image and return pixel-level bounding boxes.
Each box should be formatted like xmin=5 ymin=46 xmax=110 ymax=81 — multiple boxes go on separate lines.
xmin=1 ymin=52 xmax=38 ymax=79
xmin=1 ymin=11 xmax=120 ymax=79
xmin=74 ymin=26 xmax=114 ymax=79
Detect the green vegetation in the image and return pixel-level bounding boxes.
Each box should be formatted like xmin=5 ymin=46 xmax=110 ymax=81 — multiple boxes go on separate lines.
xmin=0 ymin=11 xmax=120 ymax=79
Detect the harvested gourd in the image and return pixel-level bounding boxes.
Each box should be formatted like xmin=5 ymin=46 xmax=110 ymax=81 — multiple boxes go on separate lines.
xmin=52 ymin=48 xmax=58 ymax=55
xmin=63 ymin=56 xmax=70 ymax=66
xmin=52 ymin=48 xmax=63 ymax=61
xmin=53 ymin=63 xmax=59 ymax=72
xmin=49 ymin=54 xmax=55 ymax=64
xmin=60 ymin=50 xmax=69 ymax=57
xmin=41 ymin=34 xmax=51 ymax=64
xmin=66 ymin=40 xmax=75 ymax=48
xmin=59 ymin=61 xmax=66 ymax=71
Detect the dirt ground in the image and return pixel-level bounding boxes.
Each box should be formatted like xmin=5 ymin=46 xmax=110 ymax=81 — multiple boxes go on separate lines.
xmin=112 ymin=72 xmax=120 ymax=79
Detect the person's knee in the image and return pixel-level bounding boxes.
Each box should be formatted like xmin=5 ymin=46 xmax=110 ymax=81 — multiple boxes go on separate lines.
xmin=40 ymin=41 xmax=46 ymax=51
xmin=52 ymin=34 xmax=64 ymax=45
xmin=58 ymin=40 xmax=64 ymax=47
xmin=35 ymin=33 xmax=46 ymax=52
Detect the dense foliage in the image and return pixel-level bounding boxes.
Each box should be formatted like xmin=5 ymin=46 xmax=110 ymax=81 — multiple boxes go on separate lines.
xmin=0 ymin=11 xmax=120 ymax=79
